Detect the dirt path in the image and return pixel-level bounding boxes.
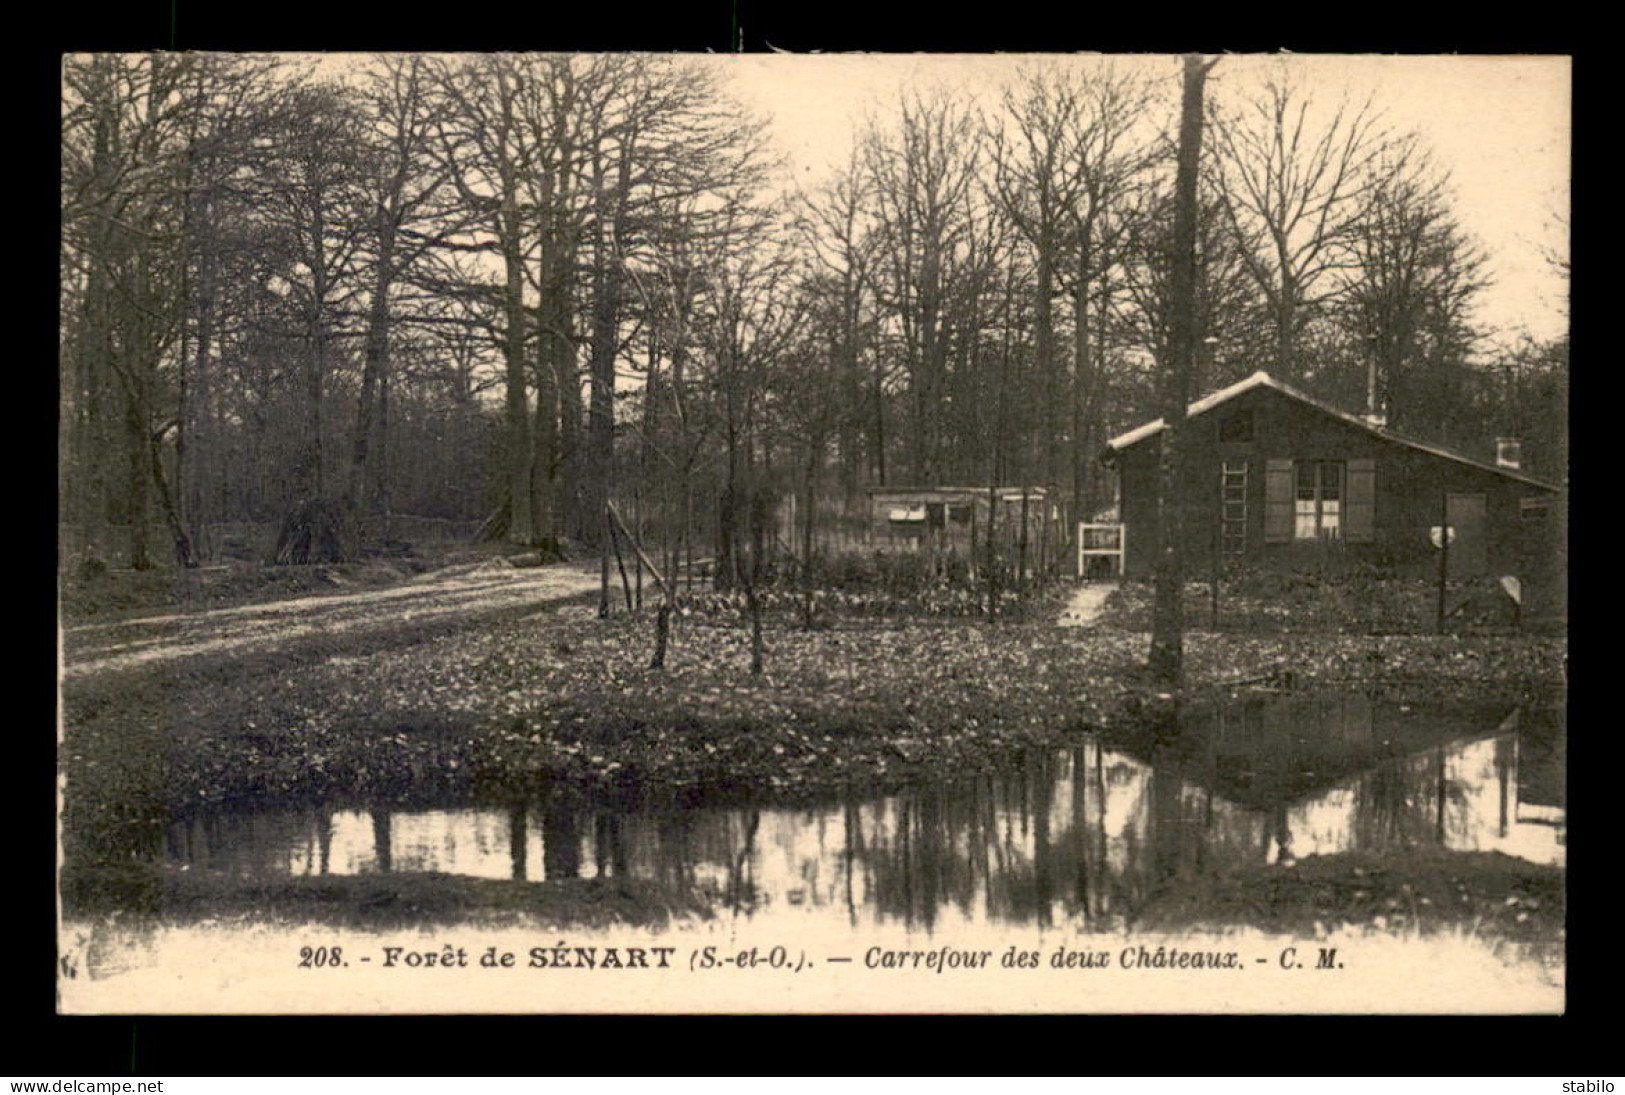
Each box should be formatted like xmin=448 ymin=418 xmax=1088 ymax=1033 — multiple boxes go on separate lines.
xmin=1058 ymin=581 xmax=1118 ymax=628
xmin=61 ymin=560 xmax=603 ymax=679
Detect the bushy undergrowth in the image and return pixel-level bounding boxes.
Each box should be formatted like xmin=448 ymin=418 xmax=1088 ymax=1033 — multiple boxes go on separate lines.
xmin=811 ymin=550 xmax=981 ymax=593
xmin=678 ymin=548 xmax=1069 ymax=622
xmin=674 ymin=582 xmax=1065 ymax=622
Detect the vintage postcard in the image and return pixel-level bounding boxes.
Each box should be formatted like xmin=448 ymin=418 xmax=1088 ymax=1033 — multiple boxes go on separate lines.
xmin=58 ymin=51 xmax=1569 ymax=1014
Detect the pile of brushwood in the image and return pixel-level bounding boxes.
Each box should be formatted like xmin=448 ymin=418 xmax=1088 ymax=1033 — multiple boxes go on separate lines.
xmin=271 ymin=499 xmax=358 ymax=565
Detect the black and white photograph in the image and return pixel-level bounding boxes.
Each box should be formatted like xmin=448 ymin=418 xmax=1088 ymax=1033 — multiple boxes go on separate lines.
xmin=57 ymin=51 xmax=1569 ymax=1014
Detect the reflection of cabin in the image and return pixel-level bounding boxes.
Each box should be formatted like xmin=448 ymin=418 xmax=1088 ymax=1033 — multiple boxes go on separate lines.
xmin=1102 ymin=371 xmax=1564 ymax=583
xmin=865 ymin=485 xmax=1060 ymax=561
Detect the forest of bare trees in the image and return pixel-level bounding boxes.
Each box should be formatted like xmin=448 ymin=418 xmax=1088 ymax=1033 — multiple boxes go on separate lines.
xmin=60 ymin=53 xmax=1568 ymax=579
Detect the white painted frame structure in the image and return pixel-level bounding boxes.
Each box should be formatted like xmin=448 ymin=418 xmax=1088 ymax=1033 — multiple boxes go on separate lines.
xmin=1077 ymin=522 xmax=1125 ymax=579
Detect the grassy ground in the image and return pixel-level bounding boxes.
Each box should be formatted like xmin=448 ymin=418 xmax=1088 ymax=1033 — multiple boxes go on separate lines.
xmin=1100 ymin=573 xmax=1550 ymax=635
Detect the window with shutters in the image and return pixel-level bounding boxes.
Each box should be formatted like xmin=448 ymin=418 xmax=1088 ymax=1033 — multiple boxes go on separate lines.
xmin=1264 ymin=457 xmax=1375 ymax=545
xmin=1294 ymin=461 xmax=1344 ymax=539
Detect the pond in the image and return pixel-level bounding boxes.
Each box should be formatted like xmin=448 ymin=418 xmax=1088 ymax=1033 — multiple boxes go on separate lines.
xmin=155 ymin=690 xmax=1565 ymax=935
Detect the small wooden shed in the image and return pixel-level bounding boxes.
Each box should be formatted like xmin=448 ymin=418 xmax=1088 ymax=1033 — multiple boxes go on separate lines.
xmin=865 ymin=485 xmax=1059 ymax=560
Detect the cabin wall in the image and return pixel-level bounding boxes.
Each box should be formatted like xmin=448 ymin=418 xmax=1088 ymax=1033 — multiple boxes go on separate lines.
xmin=1115 ymin=387 xmax=1556 ymax=580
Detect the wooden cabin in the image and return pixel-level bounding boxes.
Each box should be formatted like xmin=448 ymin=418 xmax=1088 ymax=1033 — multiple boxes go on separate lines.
xmin=1101 ymin=372 xmax=1564 ymax=582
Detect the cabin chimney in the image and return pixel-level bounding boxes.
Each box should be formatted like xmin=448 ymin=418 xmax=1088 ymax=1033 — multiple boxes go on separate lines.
xmin=1495 ymin=437 xmax=1522 ymax=470
xmin=1363 ymin=355 xmax=1387 ymax=429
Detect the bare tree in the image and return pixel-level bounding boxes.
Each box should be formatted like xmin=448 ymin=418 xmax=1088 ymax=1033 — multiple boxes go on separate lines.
xmin=345 ymin=55 xmax=466 ymax=537
xmin=691 ymin=209 xmax=804 ymax=670
xmin=796 ymin=145 xmax=883 ymax=501
xmin=1210 ymin=69 xmax=1410 ymax=381
xmin=432 ymin=54 xmax=542 ymax=547
xmin=988 ymin=62 xmax=1159 ymax=530
xmin=63 ymin=53 xmax=220 ymax=569
xmin=252 ymin=81 xmax=374 ymax=562
xmin=863 ymin=91 xmax=986 ymax=486
xmin=1337 ymin=156 xmax=1489 ymax=428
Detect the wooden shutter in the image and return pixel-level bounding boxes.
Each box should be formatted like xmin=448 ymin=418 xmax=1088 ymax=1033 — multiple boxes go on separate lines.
xmin=1264 ymin=459 xmax=1294 ymax=543
xmin=1345 ymin=458 xmax=1376 ymax=542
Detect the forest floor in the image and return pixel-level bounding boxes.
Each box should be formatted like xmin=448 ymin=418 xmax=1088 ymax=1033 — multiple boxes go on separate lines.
xmin=58 ymin=561 xmax=1567 ymax=932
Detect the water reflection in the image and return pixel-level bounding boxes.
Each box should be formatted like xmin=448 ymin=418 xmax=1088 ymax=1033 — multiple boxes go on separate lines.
xmin=160 ymin=695 xmax=1565 ymax=931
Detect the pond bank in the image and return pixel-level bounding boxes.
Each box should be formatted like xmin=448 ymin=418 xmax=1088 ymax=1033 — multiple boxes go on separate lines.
xmin=60 ymin=861 xmax=711 ymax=930
xmin=61 ymin=603 xmax=1565 ymax=862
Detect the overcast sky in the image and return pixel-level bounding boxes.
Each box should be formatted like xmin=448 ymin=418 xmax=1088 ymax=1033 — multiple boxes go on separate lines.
xmin=717 ymin=52 xmax=1571 ymax=347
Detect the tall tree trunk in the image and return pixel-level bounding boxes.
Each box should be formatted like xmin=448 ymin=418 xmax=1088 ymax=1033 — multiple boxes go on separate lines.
xmin=500 ymin=196 xmax=534 ymax=546
xmin=717 ymin=408 xmax=740 ymax=591
xmin=123 ymin=377 xmax=153 ymax=571
xmin=1149 ymin=55 xmax=1216 ymax=689
xmin=350 ymin=223 xmax=395 ymax=531
xmin=530 ymin=145 xmax=570 ymax=543
xmin=1070 ymin=255 xmax=1091 ymax=556
xmin=150 ymin=423 xmax=198 ymax=567
xmin=304 ymin=210 xmax=329 ymax=504
xmin=802 ymin=434 xmax=819 ymax=624
xmin=185 ymin=215 xmax=217 ymax=558
xmin=586 ymin=144 xmax=632 ymax=555
xmin=559 ymin=361 xmax=585 ymax=539
xmin=531 ymin=351 xmax=558 ymax=541
xmin=75 ymin=241 xmax=115 ymax=565
xmin=871 ymin=365 xmax=887 ymax=486
xmin=587 ymin=265 xmax=619 ymax=554
xmin=1035 ymin=247 xmax=1057 ymax=493
xmin=839 ymin=289 xmax=863 ymax=508
xmin=1274 ymin=292 xmax=1296 ymax=380
xmin=378 ymin=355 xmax=392 ymax=523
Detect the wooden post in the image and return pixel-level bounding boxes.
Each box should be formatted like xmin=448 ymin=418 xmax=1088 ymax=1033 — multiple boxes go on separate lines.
xmin=607 ymin=499 xmax=672 ymax=601
xmin=1037 ymin=493 xmax=1050 ymax=583
xmin=607 ymin=501 xmax=677 ymax=671
xmin=1436 ymin=492 xmax=1450 ymax=634
xmin=608 ymin=516 xmax=633 ymax=612
xmin=1018 ymin=486 xmax=1031 ymax=594
xmin=600 ymin=507 xmax=612 ymax=618
xmin=986 ymin=484 xmax=999 ymax=618
xmin=651 ymin=600 xmax=671 ymax=669
xmin=1211 ymin=459 xmax=1222 ymax=629
xmin=633 ymin=492 xmax=644 ymax=611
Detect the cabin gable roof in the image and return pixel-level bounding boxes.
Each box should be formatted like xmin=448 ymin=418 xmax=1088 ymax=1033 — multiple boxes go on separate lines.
xmin=1103 ymin=370 xmax=1563 ymax=492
